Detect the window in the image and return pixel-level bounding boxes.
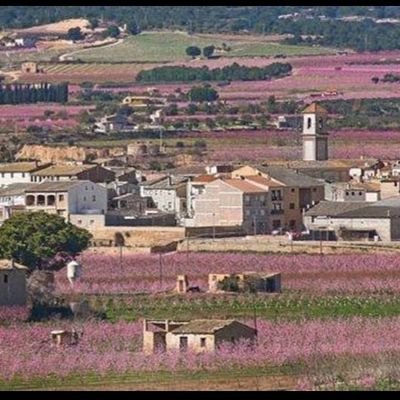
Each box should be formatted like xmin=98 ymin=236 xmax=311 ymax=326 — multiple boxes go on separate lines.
xmin=10 ymin=173 xmax=14 ymax=178
xmin=318 ymin=118 xmax=324 ymax=130
xmin=3 ymin=274 xmax=8 ymax=284
xmin=85 ymin=186 xmax=89 ymax=191
xmin=245 ymin=209 xmax=251 ymax=217
xmin=290 ymin=220 xmax=296 ymax=228
xmin=179 ymin=337 xmax=188 ymax=352
xmin=260 ymin=210 xmax=266 ymax=216
xmin=83 ymin=197 xmax=87 ymax=202
xmin=359 ymin=192 xmax=363 ymax=196
xmin=22 ymin=173 xmax=25 ymax=178
xmin=290 ymin=203 xmax=295 ymax=210
xmin=90 ymin=220 xmax=95 ymax=225
xmin=307 ymin=118 xmax=312 ymax=129
xmin=313 ymin=188 xmax=317 ymax=192
xmin=346 ymin=191 xmax=349 ymax=196
xmin=92 ymin=195 xmax=96 ymax=202
xmin=291 ymin=188 xmax=295 ymax=193
xmin=59 ymin=194 xmax=64 ymax=202
xmin=78 ymin=220 xmax=82 ymax=225
xmin=1 ymin=173 xmax=4 ymax=178
xmin=351 ymin=192 xmax=355 ymax=196
xmin=245 ymin=195 xmax=251 ymax=204
xmin=200 ymin=338 xmax=207 ymax=348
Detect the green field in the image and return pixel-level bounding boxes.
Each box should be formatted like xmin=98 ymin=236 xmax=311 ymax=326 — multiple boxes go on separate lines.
xmin=70 ymin=31 xmax=337 ymax=63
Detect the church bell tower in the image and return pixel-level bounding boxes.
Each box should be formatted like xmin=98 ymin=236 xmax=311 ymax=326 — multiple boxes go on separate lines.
xmin=302 ymin=103 xmax=329 ymax=161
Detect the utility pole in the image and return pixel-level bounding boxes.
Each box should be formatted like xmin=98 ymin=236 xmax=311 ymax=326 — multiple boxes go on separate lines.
xmin=119 ymin=244 xmax=123 ymax=271
xmin=159 ymin=253 xmax=163 ymax=290
xmin=212 ymin=213 xmax=216 ymax=241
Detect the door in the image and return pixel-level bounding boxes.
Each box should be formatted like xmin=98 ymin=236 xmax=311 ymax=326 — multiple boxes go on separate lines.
xmin=179 ymin=336 xmax=188 ymax=352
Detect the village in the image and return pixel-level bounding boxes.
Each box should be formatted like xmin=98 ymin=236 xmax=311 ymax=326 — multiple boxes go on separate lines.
xmin=3 ymin=6 xmax=400 ymax=392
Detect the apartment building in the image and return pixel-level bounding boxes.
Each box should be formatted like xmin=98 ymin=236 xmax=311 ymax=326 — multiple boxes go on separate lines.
xmin=232 ymin=165 xmax=325 ymax=231
xmin=193 ymin=178 xmax=270 ymax=234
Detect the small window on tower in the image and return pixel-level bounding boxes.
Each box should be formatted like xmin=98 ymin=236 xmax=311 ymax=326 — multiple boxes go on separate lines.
xmin=307 ymin=118 xmax=312 ymax=129
xmin=319 ymin=118 xmax=324 ymax=129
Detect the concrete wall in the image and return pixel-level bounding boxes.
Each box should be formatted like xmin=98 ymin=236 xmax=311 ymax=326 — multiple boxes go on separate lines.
xmin=381 ymin=181 xmax=400 ymax=200
xmin=70 ymin=214 xmax=106 ymax=230
xmin=194 ymin=180 xmax=243 ymax=227
xmin=0 ymin=269 xmax=27 ymax=306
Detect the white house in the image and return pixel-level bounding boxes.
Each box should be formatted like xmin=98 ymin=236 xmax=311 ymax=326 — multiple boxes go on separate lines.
xmin=0 ymin=163 xmax=49 ymax=188
xmin=25 ymin=180 xmax=108 ymax=228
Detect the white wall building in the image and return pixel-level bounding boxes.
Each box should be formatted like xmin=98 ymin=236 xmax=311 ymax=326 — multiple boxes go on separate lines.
xmin=0 ymin=163 xmax=48 ymax=188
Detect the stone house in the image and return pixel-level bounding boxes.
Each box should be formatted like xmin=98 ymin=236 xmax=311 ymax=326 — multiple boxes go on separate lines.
xmin=143 ymin=319 xmax=257 ymax=354
xmin=0 ymin=260 xmax=28 ymax=306
xmin=21 ymin=62 xmax=39 ymax=74
xmin=208 ymin=272 xmax=281 ymax=293
xmin=140 ymin=175 xmax=188 ymax=217
xmin=30 ymin=164 xmax=115 ymax=184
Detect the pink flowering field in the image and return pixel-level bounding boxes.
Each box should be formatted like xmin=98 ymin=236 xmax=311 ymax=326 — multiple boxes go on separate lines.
xmin=1 ymin=317 xmax=400 ymax=388
xmin=54 ymin=253 xmax=400 ymax=296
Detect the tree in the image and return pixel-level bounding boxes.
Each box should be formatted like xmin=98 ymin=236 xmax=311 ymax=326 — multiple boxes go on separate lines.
xmin=0 ymin=212 xmax=92 ymax=272
xmin=127 ymin=21 xmax=141 ymax=35
xmin=67 ymin=27 xmax=84 ymax=42
xmin=89 ymin=18 xmax=99 ymax=30
xmin=203 ymin=45 xmax=215 ymax=59
xmin=186 ymin=46 xmax=201 ymax=58
xmin=188 ymin=86 xmax=219 ymax=103
xmin=104 ymin=25 xmax=120 ymax=39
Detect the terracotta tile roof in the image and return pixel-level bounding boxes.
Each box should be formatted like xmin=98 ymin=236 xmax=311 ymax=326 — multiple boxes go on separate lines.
xmin=0 ymin=183 xmax=39 ymax=197
xmin=222 ymin=179 xmax=267 ymax=193
xmin=25 ymin=181 xmax=89 ymax=192
xmin=32 ymin=164 xmax=96 ymax=177
xmin=0 ymin=162 xmax=43 ymax=173
xmin=245 ymin=176 xmax=285 ymax=188
xmin=192 ymin=175 xmax=218 ymax=184
xmin=302 ymin=103 xmax=328 ymax=114
xmin=0 ymin=259 xmax=28 ymax=270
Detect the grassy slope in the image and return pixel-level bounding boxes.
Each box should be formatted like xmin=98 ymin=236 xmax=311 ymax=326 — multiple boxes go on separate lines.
xmin=71 ymin=31 xmax=337 ymax=63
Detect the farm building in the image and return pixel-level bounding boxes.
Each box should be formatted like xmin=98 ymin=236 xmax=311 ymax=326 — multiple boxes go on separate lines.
xmin=0 ymin=259 xmax=28 ymax=306
xmin=143 ymin=319 xmax=257 ymax=354
xmin=208 ymin=272 xmax=281 ymax=294
xmin=21 ymin=62 xmax=40 ymax=74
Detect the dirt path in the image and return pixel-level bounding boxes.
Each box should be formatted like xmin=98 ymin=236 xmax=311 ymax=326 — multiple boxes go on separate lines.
xmin=59 ymin=39 xmax=124 ymax=62
xmin=25 ymin=374 xmax=298 ymax=391
xmin=0 ymin=69 xmax=20 ymax=82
